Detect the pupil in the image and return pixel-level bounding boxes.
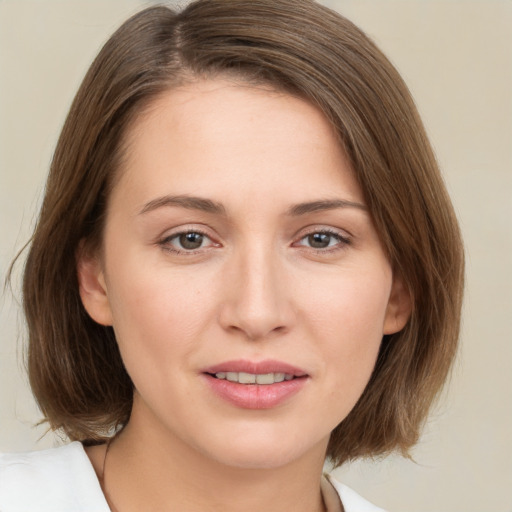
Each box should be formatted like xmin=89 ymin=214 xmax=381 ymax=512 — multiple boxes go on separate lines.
xmin=180 ymin=232 xmax=203 ymax=249
xmin=309 ymin=233 xmax=330 ymax=248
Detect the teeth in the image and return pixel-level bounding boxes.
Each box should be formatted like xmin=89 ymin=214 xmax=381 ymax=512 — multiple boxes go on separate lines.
xmin=239 ymin=372 xmax=256 ymax=384
xmin=256 ymin=373 xmax=274 ymax=384
xmin=215 ymin=372 xmax=294 ymax=384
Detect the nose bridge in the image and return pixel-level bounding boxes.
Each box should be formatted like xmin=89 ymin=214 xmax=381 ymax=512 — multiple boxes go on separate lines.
xmin=220 ymin=238 xmax=292 ymax=340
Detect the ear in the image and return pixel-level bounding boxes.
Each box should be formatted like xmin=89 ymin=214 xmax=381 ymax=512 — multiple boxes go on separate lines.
xmin=76 ymin=242 xmax=113 ymax=326
xmin=383 ymin=273 xmax=412 ymax=335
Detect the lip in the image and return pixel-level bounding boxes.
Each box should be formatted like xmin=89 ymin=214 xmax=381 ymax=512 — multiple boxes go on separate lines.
xmin=202 ymin=359 xmax=308 ymax=377
xmin=202 ymin=359 xmax=309 ymax=410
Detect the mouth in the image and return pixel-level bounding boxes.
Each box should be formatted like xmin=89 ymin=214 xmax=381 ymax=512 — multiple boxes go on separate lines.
xmin=202 ymin=360 xmax=309 ymax=409
xmin=202 ymin=359 xmax=308 ymax=382
xmin=207 ymin=371 xmax=301 ymax=385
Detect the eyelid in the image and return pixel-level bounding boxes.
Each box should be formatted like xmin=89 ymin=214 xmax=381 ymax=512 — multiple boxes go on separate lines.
xmin=292 ymin=226 xmax=352 ymax=251
xmin=156 ymin=223 xmax=351 ymax=255
xmin=157 ymin=224 xmax=221 ymax=254
xmin=294 ymin=224 xmax=352 ymax=241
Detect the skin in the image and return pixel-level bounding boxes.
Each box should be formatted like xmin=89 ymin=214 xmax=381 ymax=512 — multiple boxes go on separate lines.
xmin=79 ymin=79 xmax=411 ymax=512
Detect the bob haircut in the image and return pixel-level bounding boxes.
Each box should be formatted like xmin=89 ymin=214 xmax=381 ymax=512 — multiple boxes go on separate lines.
xmin=20 ymin=0 xmax=464 ymax=466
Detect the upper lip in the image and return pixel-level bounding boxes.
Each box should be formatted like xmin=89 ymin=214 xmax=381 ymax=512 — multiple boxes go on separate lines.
xmin=202 ymin=359 xmax=308 ymax=377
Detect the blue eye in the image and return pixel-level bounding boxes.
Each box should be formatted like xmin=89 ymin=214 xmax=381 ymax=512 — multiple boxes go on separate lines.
xmin=297 ymin=231 xmax=349 ymax=250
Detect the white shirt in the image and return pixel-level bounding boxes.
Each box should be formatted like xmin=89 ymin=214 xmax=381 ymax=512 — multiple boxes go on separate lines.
xmin=0 ymin=442 xmax=385 ymax=511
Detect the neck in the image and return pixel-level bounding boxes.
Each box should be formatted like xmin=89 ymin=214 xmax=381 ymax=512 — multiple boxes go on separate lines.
xmin=98 ymin=405 xmax=329 ymax=512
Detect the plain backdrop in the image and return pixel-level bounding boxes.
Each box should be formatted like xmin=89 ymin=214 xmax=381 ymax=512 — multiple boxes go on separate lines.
xmin=1 ymin=1 xmax=511 ymax=511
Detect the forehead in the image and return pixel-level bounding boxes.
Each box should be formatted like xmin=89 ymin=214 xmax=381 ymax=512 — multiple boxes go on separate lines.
xmin=111 ymin=79 xmax=363 ymax=214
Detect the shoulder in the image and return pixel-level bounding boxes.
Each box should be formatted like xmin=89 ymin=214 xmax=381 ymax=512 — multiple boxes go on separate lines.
xmin=0 ymin=441 xmax=109 ymax=512
xmin=326 ymin=473 xmax=388 ymax=512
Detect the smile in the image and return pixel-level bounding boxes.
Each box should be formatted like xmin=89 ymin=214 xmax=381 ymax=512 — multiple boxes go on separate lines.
xmin=202 ymin=360 xmax=309 ymax=409
xmin=213 ymin=372 xmax=295 ymax=384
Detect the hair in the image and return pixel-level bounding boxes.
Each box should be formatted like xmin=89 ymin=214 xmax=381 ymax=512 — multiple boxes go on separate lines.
xmin=18 ymin=0 xmax=463 ymax=466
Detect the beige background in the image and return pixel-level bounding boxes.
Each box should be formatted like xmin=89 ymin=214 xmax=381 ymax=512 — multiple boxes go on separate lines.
xmin=1 ymin=1 xmax=511 ymax=511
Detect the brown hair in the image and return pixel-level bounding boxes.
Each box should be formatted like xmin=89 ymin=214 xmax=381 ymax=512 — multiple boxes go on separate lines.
xmin=19 ymin=0 xmax=463 ymax=466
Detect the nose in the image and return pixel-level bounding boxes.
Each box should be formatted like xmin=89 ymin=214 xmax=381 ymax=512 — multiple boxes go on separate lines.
xmin=218 ymin=245 xmax=295 ymax=341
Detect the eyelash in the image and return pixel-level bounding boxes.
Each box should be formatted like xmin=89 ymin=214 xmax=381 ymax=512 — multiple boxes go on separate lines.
xmin=158 ymin=227 xmax=351 ymax=255
xmin=158 ymin=228 xmax=215 ymax=255
xmin=294 ymin=228 xmax=351 ymax=253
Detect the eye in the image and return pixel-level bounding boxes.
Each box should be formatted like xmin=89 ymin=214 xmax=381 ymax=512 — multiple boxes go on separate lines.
xmin=161 ymin=230 xmax=216 ymax=253
xmin=295 ymin=230 xmax=350 ymax=250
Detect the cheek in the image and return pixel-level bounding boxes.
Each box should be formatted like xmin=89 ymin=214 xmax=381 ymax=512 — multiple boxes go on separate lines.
xmin=302 ymin=266 xmax=392 ymax=405
xmin=307 ymin=266 xmax=391 ymax=340
xmin=104 ymin=257 xmax=216 ymax=373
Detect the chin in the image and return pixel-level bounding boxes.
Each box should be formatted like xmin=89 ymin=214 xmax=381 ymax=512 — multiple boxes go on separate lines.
xmin=203 ymin=430 xmax=329 ymax=471
xmin=212 ymin=447 xmax=304 ymax=470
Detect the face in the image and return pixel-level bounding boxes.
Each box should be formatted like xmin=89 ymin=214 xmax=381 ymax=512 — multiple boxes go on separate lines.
xmin=79 ymin=79 xmax=410 ymax=469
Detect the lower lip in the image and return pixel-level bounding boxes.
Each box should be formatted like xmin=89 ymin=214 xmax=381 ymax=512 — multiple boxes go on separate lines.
xmin=203 ymin=374 xmax=308 ymax=409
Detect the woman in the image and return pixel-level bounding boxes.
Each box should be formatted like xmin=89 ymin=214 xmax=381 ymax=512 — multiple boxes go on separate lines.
xmin=0 ymin=1 xmax=464 ymax=511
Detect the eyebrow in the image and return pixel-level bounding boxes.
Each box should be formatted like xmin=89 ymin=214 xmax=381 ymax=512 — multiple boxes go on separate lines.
xmin=139 ymin=195 xmax=366 ymax=217
xmin=139 ymin=195 xmax=226 ymax=216
xmin=286 ymin=199 xmax=367 ymax=216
